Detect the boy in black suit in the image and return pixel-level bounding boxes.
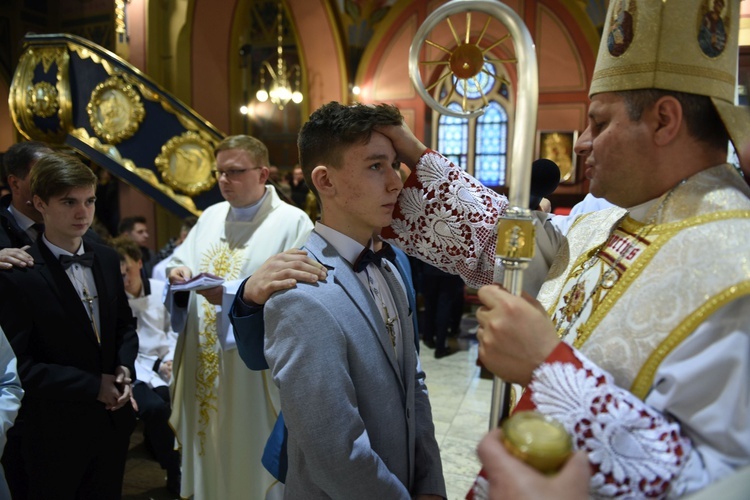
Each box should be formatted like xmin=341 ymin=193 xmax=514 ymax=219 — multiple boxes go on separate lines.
xmin=0 ymin=152 xmax=138 ymax=499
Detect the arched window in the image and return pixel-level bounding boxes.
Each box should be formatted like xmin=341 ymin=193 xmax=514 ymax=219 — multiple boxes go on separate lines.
xmin=432 ymin=61 xmax=511 ymax=188
xmin=476 ymin=102 xmax=508 ymax=186
xmin=437 ymin=102 xmax=469 ymax=170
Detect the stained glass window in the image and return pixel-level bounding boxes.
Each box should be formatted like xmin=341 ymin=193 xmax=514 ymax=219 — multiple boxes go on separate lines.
xmin=433 ymin=60 xmax=510 ymax=187
xmin=453 ymin=63 xmax=496 ymax=100
xmin=475 ymin=102 xmax=508 ymax=186
xmin=437 ymin=102 xmax=469 ymax=171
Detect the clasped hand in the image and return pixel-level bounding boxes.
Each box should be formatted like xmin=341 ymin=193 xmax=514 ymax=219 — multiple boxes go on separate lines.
xmin=97 ymin=366 xmax=132 ymax=411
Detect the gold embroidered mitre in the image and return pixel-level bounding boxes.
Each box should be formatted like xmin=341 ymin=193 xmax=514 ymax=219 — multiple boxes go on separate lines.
xmin=590 ymin=0 xmax=749 ymax=152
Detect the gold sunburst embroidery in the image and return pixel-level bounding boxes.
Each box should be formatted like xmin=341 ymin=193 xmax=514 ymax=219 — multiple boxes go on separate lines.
xmin=194 ymin=241 xmax=245 ymax=454
xmin=196 ymin=301 xmax=219 ymax=455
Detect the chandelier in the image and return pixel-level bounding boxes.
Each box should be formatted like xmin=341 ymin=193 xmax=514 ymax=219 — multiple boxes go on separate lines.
xmin=256 ymin=1 xmax=303 ymax=110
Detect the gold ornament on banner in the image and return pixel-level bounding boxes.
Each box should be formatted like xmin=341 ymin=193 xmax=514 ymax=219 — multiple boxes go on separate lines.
xmin=27 ymin=81 xmax=60 ymax=118
xmin=9 ymin=44 xmax=72 ymax=143
xmin=87 ymin=75 xmax=145 ymax=144
xmin=155 ymin=131 xmax=217 ymax=196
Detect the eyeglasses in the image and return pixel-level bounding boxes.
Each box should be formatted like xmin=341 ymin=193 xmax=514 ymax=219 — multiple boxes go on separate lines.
xmin=211 ymin=167 xmax=263 ymax=179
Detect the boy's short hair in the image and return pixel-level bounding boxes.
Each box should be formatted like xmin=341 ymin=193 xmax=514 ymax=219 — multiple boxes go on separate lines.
xmin=2 ymin=141 xmax=53 ymax=185
xmin=30 ymin=152 xmax=97 ymax=202
xmin=215 ymin=135 xmax=270 ymax=169
xmin=298 ymin=102 xmax=403 ymax=200
xmin=111 ymin=235 xmax=143 ymax=263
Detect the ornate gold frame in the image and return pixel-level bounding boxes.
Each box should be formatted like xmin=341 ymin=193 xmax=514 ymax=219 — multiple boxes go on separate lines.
xmin=87 ymin=75 xmax=145 ymax=144
xmin=70 ymin=127 xmax=200 ymax=215
xmin=27 ymin=81 xmax=60 ymax=118
xmin=9 ymin=45 xmax=73 ymax=143
xmin=155 ymin=131 xmax=217 ymax=196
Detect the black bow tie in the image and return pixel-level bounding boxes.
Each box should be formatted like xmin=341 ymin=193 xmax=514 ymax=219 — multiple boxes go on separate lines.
xmin=353 ymin=242 xmax=397 ymax=273
xmin=59 ymin=252 xmax=95 ymax=269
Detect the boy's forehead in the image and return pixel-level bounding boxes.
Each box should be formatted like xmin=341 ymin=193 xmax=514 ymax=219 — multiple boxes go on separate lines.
xmin=358 ymin=131 xmax=395 ymax=155
xmin=55 ymin=185 xmax=97 ymax=199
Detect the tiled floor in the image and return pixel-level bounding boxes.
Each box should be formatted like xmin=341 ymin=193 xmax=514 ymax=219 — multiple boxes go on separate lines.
xmin=123 ymin=328 xmax=493 ymax=500
xmin=421 ymin=339 xmax=493 ymax=499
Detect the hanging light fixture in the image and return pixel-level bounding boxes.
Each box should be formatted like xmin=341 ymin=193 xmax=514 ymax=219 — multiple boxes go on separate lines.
xmin=256 ymin=0 xmax=303 ymax=110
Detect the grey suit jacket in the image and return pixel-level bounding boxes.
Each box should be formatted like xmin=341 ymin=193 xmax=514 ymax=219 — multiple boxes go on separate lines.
xmin=264 ymin=230 xmax=445 ymax=499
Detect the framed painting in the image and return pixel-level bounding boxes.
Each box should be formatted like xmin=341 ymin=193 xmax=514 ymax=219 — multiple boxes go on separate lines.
xmin=536 ymin=131 xmax=579 ymax=184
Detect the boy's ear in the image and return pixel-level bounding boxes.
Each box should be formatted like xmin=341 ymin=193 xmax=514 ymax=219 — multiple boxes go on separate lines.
xmin=32 ymin=194 xmax=46 ymax=214
xmin=311 ymin=165 xmax=333 ymax=196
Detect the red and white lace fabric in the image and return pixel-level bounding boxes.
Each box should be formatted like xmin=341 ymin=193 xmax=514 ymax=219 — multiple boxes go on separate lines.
xmin=382 ymin=150 xmax=507 ymax=289
xmin=468 ymin=343 xmax=698 ymax=499
xmin=387 ymin=149 xmax=750 ymax=498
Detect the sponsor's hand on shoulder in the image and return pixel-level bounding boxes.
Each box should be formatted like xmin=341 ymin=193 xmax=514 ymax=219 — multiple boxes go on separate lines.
xmin=242 ymin=249 xmax=327 ymax=305
xmin=0 ymin=246 xmax=33 ymax=269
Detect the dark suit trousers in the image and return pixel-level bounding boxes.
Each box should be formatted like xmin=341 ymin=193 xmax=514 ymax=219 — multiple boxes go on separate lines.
xmin=132 ymin=383 xmax=180 ymax=474
xmin=20 ymin=405 xmax=135 ymax=500
xmin=1 ymin=428 xmax=27 ymax=498
xmin=422 ymin=273 xmax=465 ymax=349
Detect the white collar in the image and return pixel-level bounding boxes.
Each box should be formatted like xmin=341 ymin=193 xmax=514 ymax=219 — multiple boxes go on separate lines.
xmin=7 ymin=203 xmax=36 ymax=232
xmin=314 ymin=221 xmax=370 ymax=267
xmin=227 ymin=189 xmax=269 ymax=222
xmin=42 ymin=234 xmax=85 ymax=259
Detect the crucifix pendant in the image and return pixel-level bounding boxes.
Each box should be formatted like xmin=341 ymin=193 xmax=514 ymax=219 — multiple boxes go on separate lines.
xmin=383 ymin=306 xmax=396 ymax=348
xmin=83 ymin=292 xmax=95 ymax=309
xmin=82 ymin=288 xmax=101 ymax=345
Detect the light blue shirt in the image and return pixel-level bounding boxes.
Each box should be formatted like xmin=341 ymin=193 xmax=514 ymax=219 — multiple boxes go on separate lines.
xmin=0 ymin=327 xmax=23 ymax=498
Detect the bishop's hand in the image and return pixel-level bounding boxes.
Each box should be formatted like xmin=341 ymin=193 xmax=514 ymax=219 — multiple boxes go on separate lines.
xmin=475 ymin=285 xmax=560 ymax=386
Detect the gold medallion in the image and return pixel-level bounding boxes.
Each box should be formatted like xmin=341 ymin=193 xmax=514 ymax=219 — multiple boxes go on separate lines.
xmin=27 ymin=81 xmax=60 ymax=118
xmin=87 ymin=75 xmax=145 ymax=144
xmin=155 ymin=131 xmax=217 ymax=196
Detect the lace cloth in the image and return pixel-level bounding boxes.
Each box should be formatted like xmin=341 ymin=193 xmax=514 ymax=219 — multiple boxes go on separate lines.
xmin=383 ymin=150 xmax=508 ymax=289
xmin=468 ymin=343 xmax=694 ymax=499
xmin=528 ymin=344 xmax=691 ymax=498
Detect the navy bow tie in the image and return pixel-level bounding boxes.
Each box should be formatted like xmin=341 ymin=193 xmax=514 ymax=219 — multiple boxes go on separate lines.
xmin=59 ymin=251 xmax=95 ymax=269
xmin=353 ymin=243 xmax=397 ymax=273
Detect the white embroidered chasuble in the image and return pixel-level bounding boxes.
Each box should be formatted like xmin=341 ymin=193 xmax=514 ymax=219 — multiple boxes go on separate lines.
xmin=538 ymin=165 xmax=750 ymax=395
xmin=386 ymin=151 xmax=750 ymax=497
xmin=168 ymin=188 xmax=312 ymax=499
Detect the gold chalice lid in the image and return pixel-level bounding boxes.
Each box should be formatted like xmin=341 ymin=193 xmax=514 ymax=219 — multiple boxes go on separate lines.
xmin=501 ymin=411 xmax=573 ymax=474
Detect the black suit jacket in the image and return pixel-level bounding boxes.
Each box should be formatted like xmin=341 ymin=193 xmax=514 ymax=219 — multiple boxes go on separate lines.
xmin=0 ymin=237 xmax=138 ymax=437
xmin=0 ymin=194 xmax=33 ymax=249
